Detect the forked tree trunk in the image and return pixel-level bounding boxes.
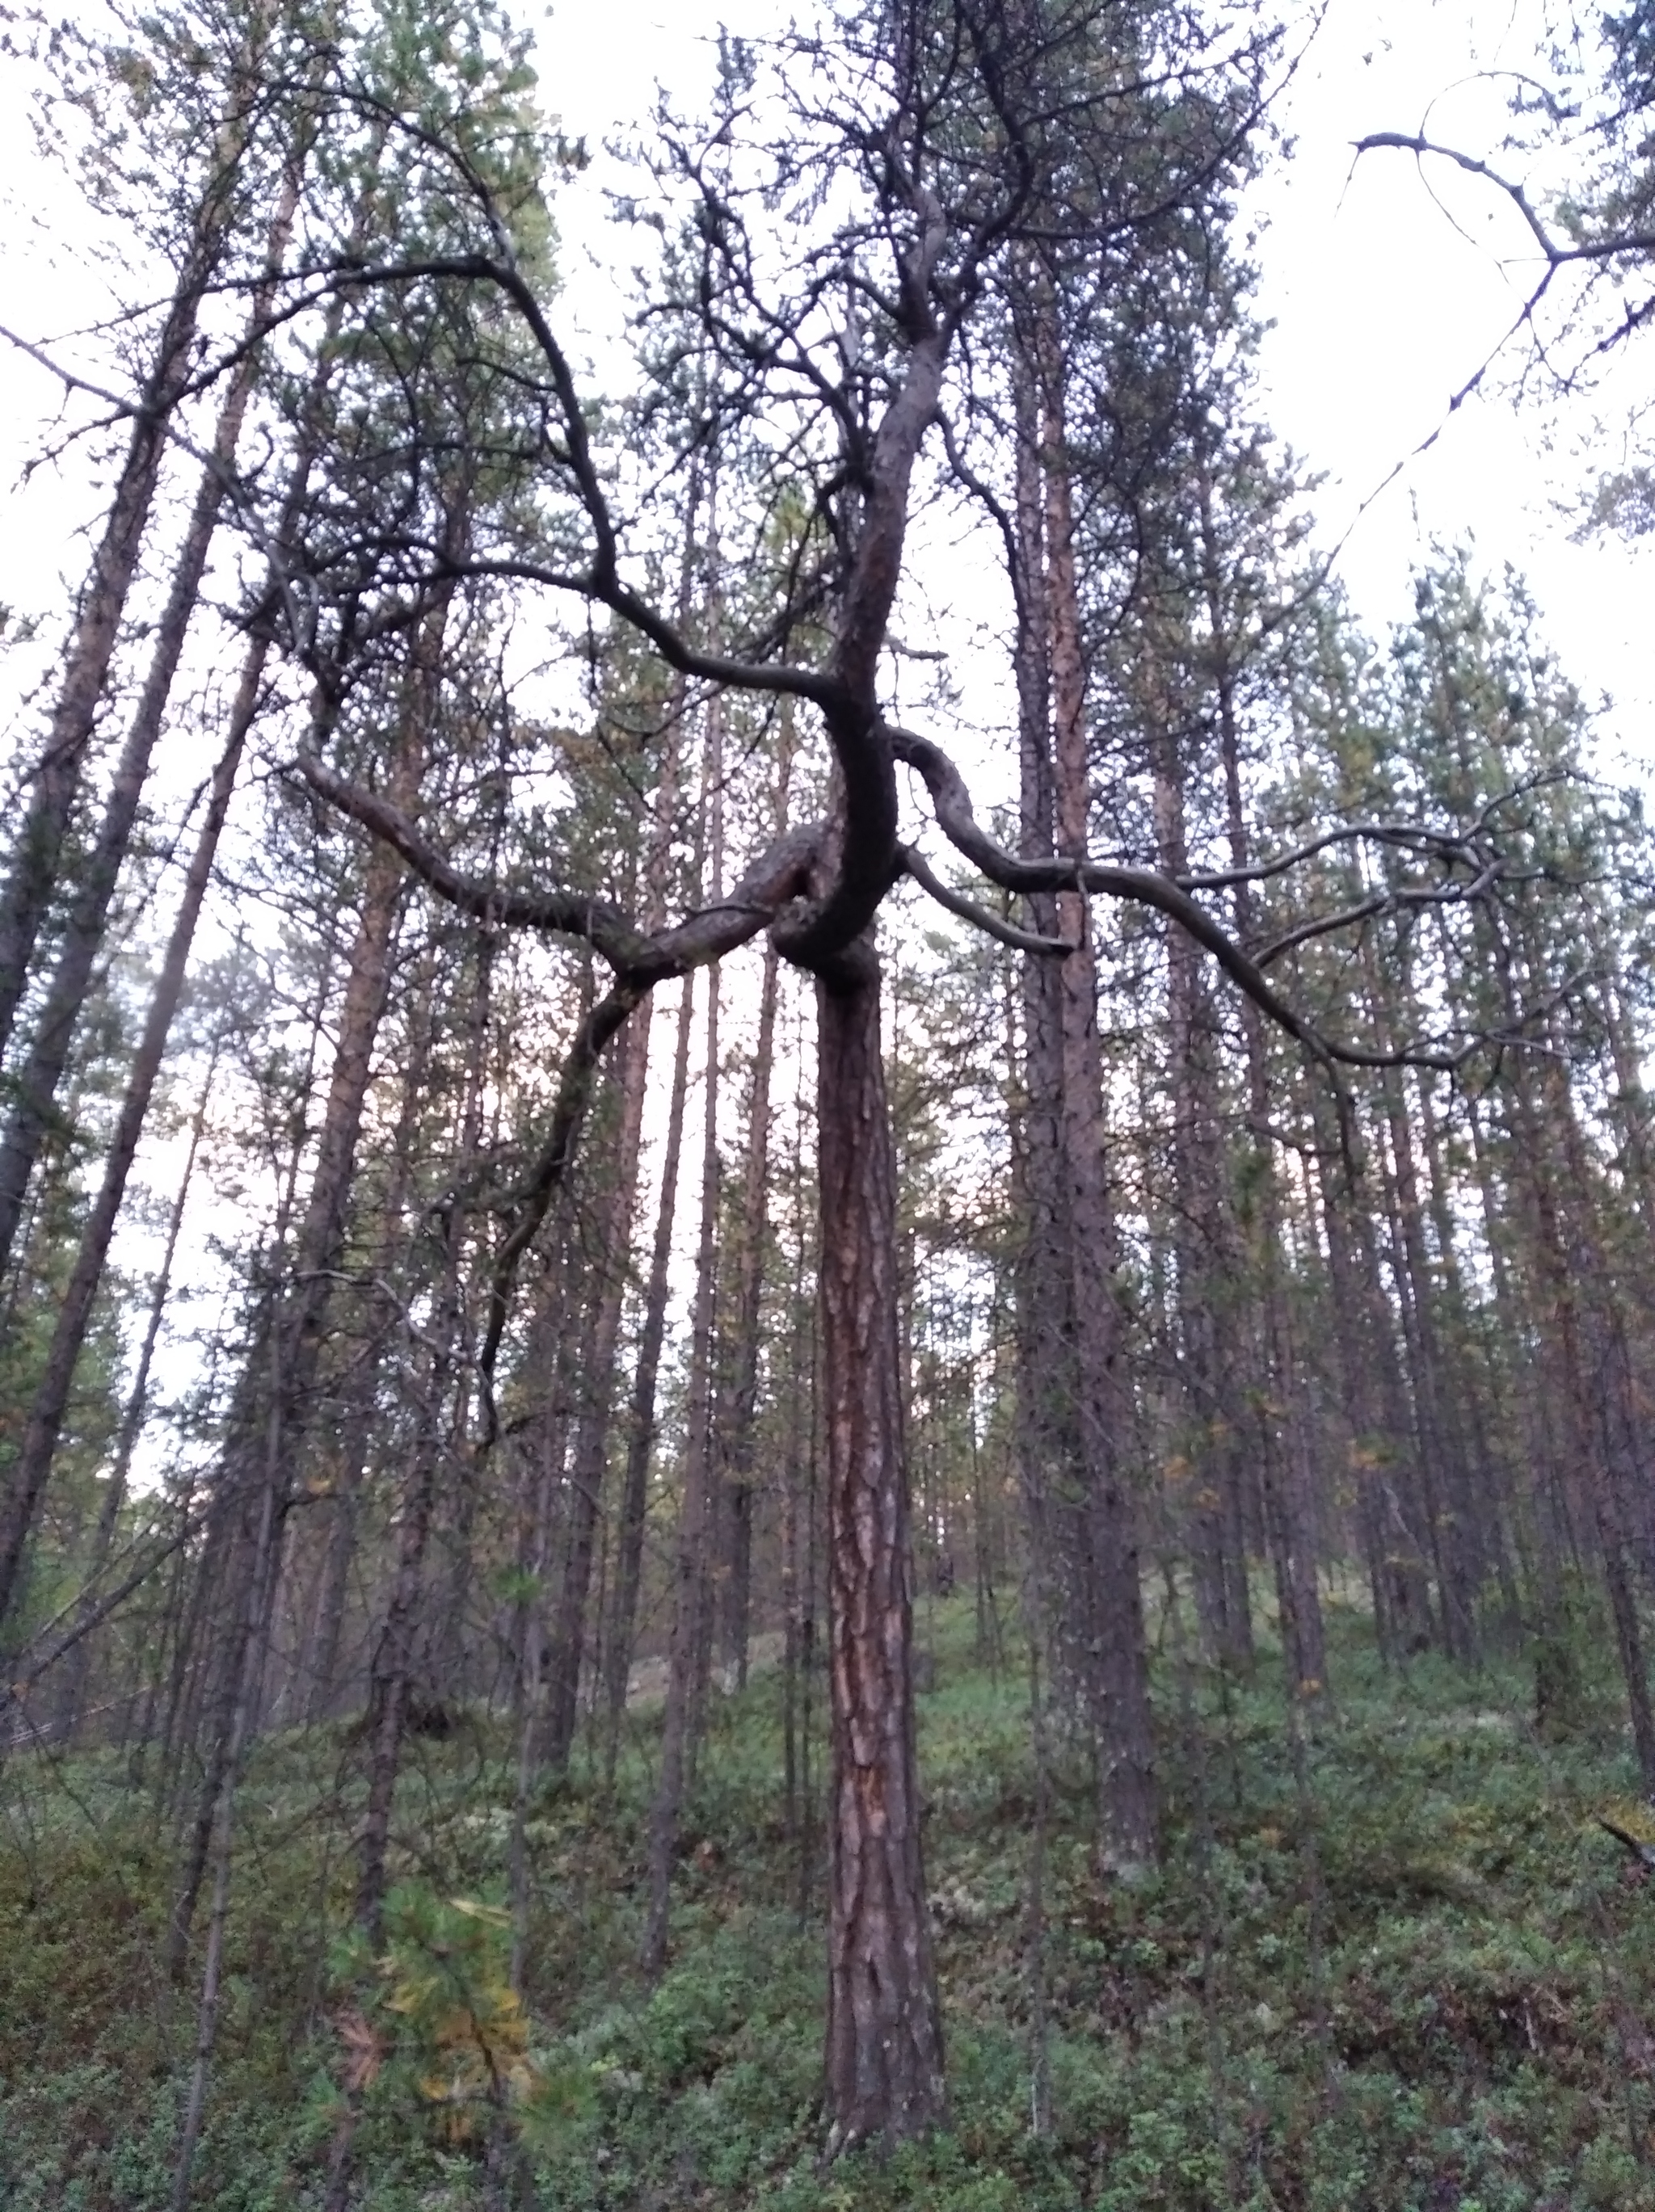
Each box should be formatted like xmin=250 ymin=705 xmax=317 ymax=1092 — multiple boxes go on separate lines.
xmin=816 ymin=951 xmax=945 ymax=2153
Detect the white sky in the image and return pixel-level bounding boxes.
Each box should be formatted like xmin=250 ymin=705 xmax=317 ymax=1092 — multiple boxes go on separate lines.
xmin=531 ymin=0 xmax=1654 ymax=752
xmin=2 ymin=0 xmax=1648 ymax=751
xmin=1249 ymin=0 xmax=1655 ymax=753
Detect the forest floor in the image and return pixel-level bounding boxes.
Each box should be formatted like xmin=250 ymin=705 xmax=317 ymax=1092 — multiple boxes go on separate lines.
xmin=6 ymin=1592 xmax=1655 ymax=2211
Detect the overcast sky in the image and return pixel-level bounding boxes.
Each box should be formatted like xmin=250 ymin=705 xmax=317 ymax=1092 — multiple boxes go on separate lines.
xmin=529 ymin=0 xmax=1655 ymax=759
xmin=1 ymin=0 xmax=1649 ymax=755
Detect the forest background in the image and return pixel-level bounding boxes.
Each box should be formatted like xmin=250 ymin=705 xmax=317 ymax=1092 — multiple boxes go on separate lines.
xmin=3 ymin=1 xmax=1655 ymax=2208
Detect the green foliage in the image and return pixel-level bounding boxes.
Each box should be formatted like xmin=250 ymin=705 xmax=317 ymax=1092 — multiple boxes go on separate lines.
xmin=8 ymin=1602 xmax=1655 ymax=2207
xmin=331 ymin=1883 xmax=593 ymax=2153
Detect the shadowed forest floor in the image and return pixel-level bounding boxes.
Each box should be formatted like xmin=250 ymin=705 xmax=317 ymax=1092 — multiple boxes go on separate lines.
xmin=6 ymin=1595 xmax=1655 ymax=2210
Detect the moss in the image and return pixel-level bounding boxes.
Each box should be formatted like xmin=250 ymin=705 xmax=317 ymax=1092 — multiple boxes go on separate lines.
xmin=6 ymin=1600 xmax=1655 ymax=2208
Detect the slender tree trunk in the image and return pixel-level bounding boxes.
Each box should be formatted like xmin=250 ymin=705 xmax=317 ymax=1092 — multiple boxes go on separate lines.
xmin=166 ymin=608 xmax=440 ymax=1955
xmin=167 ymin=1377 xmax=283 ymax=2210
xmin=1150 ymin=716 xmax=1251 ymax=1672
xmin=0 ymin=15 xmax=278 ymax=1059
xmin=542 ymin=1016 xmax=649 ymax=1771
xmin=1008 ymin=322 xmax=1069 ymax=1719
xmin=59 ymin=1051 xmax=214 ymax=1739
xmin=594 ymin=570 xmax=697 ymax=1775
xmin=355 ymin=913 xmax=495 ymax=1924
xmin=641 ymin=668 xmax=728 ymax=1960
xmin=0 ymin=683 xmax=259 ymax=1636
xmin=1042 ymin=355 xmax=1156 ymax=1861
xmin=300 ymin=1010 xmax=433 ymax=1726
xmin=603 ymin=970 xmax=693 ymax=1777
xmin=642 ymin=928 xmax=724 ymax=1972
xmin=714 ymin=933 xmax=782 ymax=1687
xmin=0 ymin=163 xmax=301 ymax=1287
xmin=1209 ymin=561 xmax=1324 ymax=1698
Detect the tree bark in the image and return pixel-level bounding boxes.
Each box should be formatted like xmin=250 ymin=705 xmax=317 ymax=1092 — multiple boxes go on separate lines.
xmin=818 ymin=948 xmax=945 ymax=2152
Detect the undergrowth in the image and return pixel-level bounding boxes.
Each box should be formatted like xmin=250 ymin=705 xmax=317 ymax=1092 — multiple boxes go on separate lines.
xmin=5 ymin=1594 xmax=1655 ymax=2209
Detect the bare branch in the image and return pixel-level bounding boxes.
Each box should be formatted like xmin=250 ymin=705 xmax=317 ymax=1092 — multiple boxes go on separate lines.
xmin=899 ymin=843 xmax=1072 ymax=953
xmin=1355 ymin=131 xmax=1655 ymax=267
xmin=889 ymin=725 xmax=1489 ymax=1073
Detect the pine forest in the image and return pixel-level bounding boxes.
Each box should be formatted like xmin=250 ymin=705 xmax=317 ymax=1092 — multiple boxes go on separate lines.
xmin=5 ymin=2 xmax=1655 ymax=2206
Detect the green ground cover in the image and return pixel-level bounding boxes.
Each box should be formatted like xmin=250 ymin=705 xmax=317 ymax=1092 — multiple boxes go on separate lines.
xmin=6 ymin=1596 xmax=1655 ymax=2210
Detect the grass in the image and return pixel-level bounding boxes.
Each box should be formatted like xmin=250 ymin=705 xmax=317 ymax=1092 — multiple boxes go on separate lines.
xmin=6 ymin=1591 xmax=1655 ymax=2208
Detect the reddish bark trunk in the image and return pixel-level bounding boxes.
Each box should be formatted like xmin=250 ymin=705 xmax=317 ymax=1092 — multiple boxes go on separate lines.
xmin=817 ymin=952 xmax=945 ymax=2152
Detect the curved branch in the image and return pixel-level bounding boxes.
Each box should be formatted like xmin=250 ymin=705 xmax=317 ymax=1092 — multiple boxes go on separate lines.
xmin=1251 ymin=858 xmax=1508 ymax=969
xmin=889 ymin=725 xmax=1480 ymax=1073
xmin=1355 ymin=132 xmax=1655 ymax=267
xmin=899 ymin=843 xmax=1072 ymax=954
xmin=299 ymin=751 xmax=825 ymax=1428
xmin=292 ymin=752 xmax=651 ymax=965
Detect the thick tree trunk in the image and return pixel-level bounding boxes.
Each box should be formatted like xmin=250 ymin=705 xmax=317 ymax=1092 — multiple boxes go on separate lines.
xmin=817 ymin=950 xmax=945 ymax=2153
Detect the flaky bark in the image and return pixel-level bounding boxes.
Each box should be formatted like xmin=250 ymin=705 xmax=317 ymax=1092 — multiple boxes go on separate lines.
xmin=818 ymin=952 xmax=945 ymax=2151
